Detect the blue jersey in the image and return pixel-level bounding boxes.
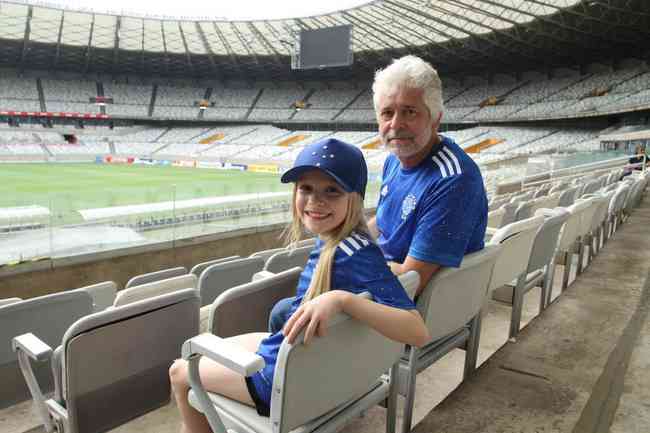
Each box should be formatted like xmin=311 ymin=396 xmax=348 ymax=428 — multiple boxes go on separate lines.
xmin=248 ymin=233 xmax=416 ymax=407
xmin=376 ymin=135 xmax=487 ymax=268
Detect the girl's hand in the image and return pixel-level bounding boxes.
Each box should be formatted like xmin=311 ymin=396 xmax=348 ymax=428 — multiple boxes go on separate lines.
xmin=283 ymin=290 xmax=347 ymax=345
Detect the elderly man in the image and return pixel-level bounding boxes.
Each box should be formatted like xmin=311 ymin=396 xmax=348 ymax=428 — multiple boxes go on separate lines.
xmin=368 ymin=55 xmax=488 ymax=295
xmin=268 ymin=55 xmax=487 ymax=332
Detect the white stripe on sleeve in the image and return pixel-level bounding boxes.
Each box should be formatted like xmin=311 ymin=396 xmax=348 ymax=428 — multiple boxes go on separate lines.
xmin=443 ymin=147 xmax=462 ymax=175
xmin=432 ymin=156 xmax=448 ymax=178
xmin=438 ymin=151 xmax=456 ymax=176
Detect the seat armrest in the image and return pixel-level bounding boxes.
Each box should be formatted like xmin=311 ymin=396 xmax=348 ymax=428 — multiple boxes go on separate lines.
xmin=182 ymin=333 xmax=265 ymax=377
xmin=12 ymin=333 xmax=53 ymax=362
xmin=252 ymin=270 xmax=276 ymax=281
xmin=485 ymin=227 xmax=497 ymax=235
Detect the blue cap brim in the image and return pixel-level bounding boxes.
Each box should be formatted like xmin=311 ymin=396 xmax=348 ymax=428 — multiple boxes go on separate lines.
xmin=281 ymin=165 xmax=354 ymax=193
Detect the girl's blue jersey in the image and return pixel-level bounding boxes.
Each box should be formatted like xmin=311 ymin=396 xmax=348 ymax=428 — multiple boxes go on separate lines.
xmin=248 ymin=233 xmax=416 ymax=407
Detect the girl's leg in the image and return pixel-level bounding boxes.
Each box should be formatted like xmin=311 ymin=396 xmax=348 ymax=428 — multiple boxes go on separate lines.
xmin=169 ymin=332 xmax=269 ymax=433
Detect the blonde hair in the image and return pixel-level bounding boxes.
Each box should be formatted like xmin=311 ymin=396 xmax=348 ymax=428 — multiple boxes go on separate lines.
xmin=283 ymin=185 xmax=370 ymax=302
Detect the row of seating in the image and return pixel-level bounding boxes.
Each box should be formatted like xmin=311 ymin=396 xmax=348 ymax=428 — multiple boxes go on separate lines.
xmin=4 ymin=168 xmax=648 ymax=433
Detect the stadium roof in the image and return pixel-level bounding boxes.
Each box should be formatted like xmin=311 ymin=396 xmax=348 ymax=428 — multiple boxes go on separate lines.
xmin=1 ymin=0 xmax=649 ymax=80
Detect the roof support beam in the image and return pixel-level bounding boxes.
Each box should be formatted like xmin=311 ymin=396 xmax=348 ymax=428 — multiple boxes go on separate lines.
xmin=247 ymin=22 xmax=282 ymax=65
xmin=19 ymin=6 xmax=33 ymax=68
xmin=160 ymin=21 xmax=170 ymax=75
xmin=83 ymin=13 xmax=96 ymax=74
xmin=53 ymin=11 xmax=65 ymax=67
xmin=195 ymin=22 xmax=221 ymax=79
xmin=212 ymin=22 xmax=240 ymax=71
xmin=178 ymin=22 xmax=195 ymax=75
xmin=112 ymin=16 xmax=121 ymax=73
xmin=230 ymin=22 xmax=259 ymax=64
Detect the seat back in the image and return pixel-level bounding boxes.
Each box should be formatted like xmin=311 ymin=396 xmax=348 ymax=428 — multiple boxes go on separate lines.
xmin=533 ymin=185 xmax=551 ymax=199
xmin=113 ymin=274 xmax=197 ymax=307
xmin=264 ymin=245 xmax=313 ymax=273
xmin=294 ymin=238 xmax=317 ymax=248
xmin=574 ymin=197 xmax=601 ymax=238
xmin=488 ymin=215 xmax=545 ymax=293
xmin=499 ymin=202 xmax=519 ymax=227
xmin=209 ymin=267 xmax=302 ymax=336
xmin=589 ymin=192 xmax=614 ymax=232
xmin=581 ymin=180 xmax=602 ymax=196
xmin=197 ymin=256 xmax=265 ymax=307
xmin=61 ymin=289 xmax=200 ymax=433
xmin=78 ymin=281 xmax=117 ymax=312
xmin=527 ymin=208 xmax=570 ymax=272
xmin=249 ymin=246 xmax=286 ymax=261
xmin=514 ymin=200 xmax=534 ymax=221
xmin=190 ymin=255 xmax=240 ymax=277
xmin=0 ymin=290 xmax=93 ymax=409
xmin=124 ymin=266 xmax=187 ymax=289
xmin=557 ymin=200 xmax=591 ymax=252
xmin=416 ymin=245 xmax=501 ymax=341
xmin=549 ymin=182 xmax=569 ymax=194
xmin=272 ymin=293 xmax=403 ymax=433
xmin=487 ymin=208 xmax=506 ymax=229
xmin=530 ymin=192 xmax=561 ymax=215
xmin=557 ymin=186 xmax=579 ymax=207
xmin=610 ymin=184 xmax=630 ymax=216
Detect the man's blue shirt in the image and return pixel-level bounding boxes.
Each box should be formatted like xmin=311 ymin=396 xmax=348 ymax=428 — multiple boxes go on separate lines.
xmin=376 ymin=135 xmax=487 ymax=267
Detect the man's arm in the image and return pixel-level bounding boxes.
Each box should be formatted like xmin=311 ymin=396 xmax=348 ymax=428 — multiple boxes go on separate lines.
xmin=389 ymin=256 xmax=440 ymax=296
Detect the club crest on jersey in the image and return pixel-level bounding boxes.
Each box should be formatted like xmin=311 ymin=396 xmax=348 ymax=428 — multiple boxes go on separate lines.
xmin=401 ymin=193 xmax=417 ymax=220
xmin=381 ymin=185 xmax=389 ymax=197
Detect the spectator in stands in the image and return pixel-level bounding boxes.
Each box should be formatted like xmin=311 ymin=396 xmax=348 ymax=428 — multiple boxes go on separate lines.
xmin=622 ymin=144 xmax=648 ymax=178
xmin=268 ymin=56 xmax=488 ymax=334
xmin=169 ymin=139 xmax=428 ymax=430
xmin=368 ymin=54 xmax=488 ymax=294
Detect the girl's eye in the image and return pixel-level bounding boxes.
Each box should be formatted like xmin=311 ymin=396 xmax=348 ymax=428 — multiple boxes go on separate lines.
xmin=298 ymin=184 xmax=312 ymax=193
xmin=325 ymin=187 xmax=343 ymax=196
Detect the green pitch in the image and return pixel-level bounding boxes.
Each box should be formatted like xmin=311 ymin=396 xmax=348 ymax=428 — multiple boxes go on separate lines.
xmin=1 ymin=163 xmax=289 ymax=213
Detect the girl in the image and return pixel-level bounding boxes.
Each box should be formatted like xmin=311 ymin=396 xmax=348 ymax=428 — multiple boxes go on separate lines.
xmin=169 ymin=138 xmax=429 ymax=433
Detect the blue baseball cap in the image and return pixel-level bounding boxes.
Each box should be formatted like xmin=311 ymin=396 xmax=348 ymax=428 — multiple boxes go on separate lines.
xmin=281 ymin=138 xmax=368 ymax=198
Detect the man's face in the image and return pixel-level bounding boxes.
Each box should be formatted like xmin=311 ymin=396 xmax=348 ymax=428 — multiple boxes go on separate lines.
xmin=376 ymin=87 xmax=439 ymax=164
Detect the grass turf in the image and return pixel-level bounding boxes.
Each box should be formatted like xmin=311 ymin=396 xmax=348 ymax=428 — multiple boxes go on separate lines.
xmin=1 ymin=163 xmax=289 ymax=213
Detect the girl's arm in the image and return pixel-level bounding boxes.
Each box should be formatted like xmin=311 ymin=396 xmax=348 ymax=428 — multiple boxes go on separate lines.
xmin=283 ymin=290 xmax=430 ymax=348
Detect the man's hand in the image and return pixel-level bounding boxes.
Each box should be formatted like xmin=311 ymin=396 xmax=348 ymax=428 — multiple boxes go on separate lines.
xmin=282 ymin=291 xmax=348 ymax=345
xmin=389 ymin=257 xmax=441 ymax=296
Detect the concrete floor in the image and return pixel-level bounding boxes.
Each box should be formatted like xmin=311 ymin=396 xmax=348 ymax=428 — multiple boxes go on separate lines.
xmin=2 ymin=198 xmax=648 ymax=433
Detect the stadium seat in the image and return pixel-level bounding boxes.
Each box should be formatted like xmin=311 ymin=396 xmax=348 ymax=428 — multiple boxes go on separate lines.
xmin=190 ymin=255 xmax=240 ymax=277
xmin=487 ymin=207 xmax=506 ymax=229
xmin=13 ymin=289 xmax=199 ymax=433
xmin=498 ymin=202 xmax=519 ymax=227
xmin=113 ymin=274 xmax=197 ymax=307
xmin=399 ymin=244 xmax=501 ymax=433
xmin=206 ymin=267 xmax=302 ymax=337
xmin=124 ymin=266 xmax=188 ymax=289
xmin=514 ymin=200 xmax=535 ymax=221
xmin=197 ymin=256 xmax=265 ymax=332
xmin=554 ymin=199 xmax=592 ymax=292
xmin=487 ymin=215 xmax=545 ymax=339
xmin=263 ymin=245 xmax=312 ymax=273
xmin=77 ymin=281 xmax=117 ymax=312
xmin=557 ymin=186 xmax=580 ymax=207
xmin=0 ymin=290 xmax=93 ymax=409
xmin=249 ymin=247 xmax=286 ymax=261
xmin=492 ymin=208 xmax=570 ymax=333
xmin=573 ymin=197 xmax=602 ymax=274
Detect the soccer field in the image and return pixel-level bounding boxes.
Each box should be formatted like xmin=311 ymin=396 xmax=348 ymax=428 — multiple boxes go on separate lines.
xmin=1 ymin=163 xmax=289 ymax=212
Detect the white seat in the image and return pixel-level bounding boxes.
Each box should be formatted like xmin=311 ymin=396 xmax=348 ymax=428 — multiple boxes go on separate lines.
xmin=125 ymin=266 xmax=188 ymax=289
xmin=113 ymin=274 xmax=197 ymax=307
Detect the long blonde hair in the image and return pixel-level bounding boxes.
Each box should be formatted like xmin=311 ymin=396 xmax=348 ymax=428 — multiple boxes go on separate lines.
xmin=282 ymin=184 xmax=370 ymax=302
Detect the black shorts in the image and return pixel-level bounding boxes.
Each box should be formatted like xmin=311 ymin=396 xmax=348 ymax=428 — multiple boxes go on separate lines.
xmin=245 ymin=376 xmax=270 ymax=417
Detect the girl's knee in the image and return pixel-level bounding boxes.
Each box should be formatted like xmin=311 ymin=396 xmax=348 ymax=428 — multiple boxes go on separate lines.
xmin=169 ymin=359 xmax=189 ymax=391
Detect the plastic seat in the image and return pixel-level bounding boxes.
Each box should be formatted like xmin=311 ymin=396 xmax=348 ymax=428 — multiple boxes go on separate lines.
xmin=13 ymin=289 xmax=200 ymax=433
xmin=487 ymin=207 xmax=506 ymax=229
xmin=0 ymin=291 xmax=93 ymax=409
xmin=249 ymin=247 xmax=286 ymax=261
xmin=185 ymin=291 xmax=404 ymax=433
xmin=487 ymin=215 xmax=545 ymax=338
xmin=554 ymin=199 xmax=591 ymax=291
xmin=113 ymin=274 xmax=197 ymax=307
xmin=0 ymin=297 xmax=21 ymax=307
xmin=492 ymin=208 xmax=570 ymax=335
xmin=399 ymin=245 xmax=501 ymax=433
xmin=190 ymin=255 xmax=240 ymax=277
xmin=124 ymin=266 xmax=188 ymax=289
xmin=197 ymin=256 xmax=265 ymax=332
xmin=263 ymin=245 xmax=313 ymax=273
xmin=499 ymin=202 xmax=519 ymax=227
xmin=77 ymin=281 xmax=117 ymax=312
xmin=514 ymin=200 xmax=535 ymax=221
xmin=557 ymin=186 xmax=580 ymax=207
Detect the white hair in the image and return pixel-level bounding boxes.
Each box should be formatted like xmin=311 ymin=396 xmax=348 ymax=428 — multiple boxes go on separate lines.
xmin=372 ymin=55 xmax=444 ymax=121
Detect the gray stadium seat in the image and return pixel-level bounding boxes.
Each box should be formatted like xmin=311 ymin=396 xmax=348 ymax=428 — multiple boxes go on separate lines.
xmin=77 ymin=281 xmax=117 ymax=312
xmin=263 ymin=245 xmax=313 ymax=273
xmin=0 ymin=290 xmax=93 ymax=409
xmin=492 ymin=208 xmax=570 ymax=335
xmin=514 ymin=199 xmax=535 ymax=221
xmin=124 ymin=266 xmax=188 ymax=289
xmin=399 ymin=244 xmax=501 ymax=433
xmin=207 ymin=267 xmax=302 ymax=337
xmin=190 ymin=255 xmax=240 ymax=277
xmin=0 ymin=297 xmax=22 ymax=307
xmin=113 ymin=274 xmax=197 ymax=307
xmin=249 ymin=247 xmax=286 ymax=261
xmin=13 ymin=289 xmax=199 ymax=433
xmin=184 ymin=290 xmax=403 ymax=433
